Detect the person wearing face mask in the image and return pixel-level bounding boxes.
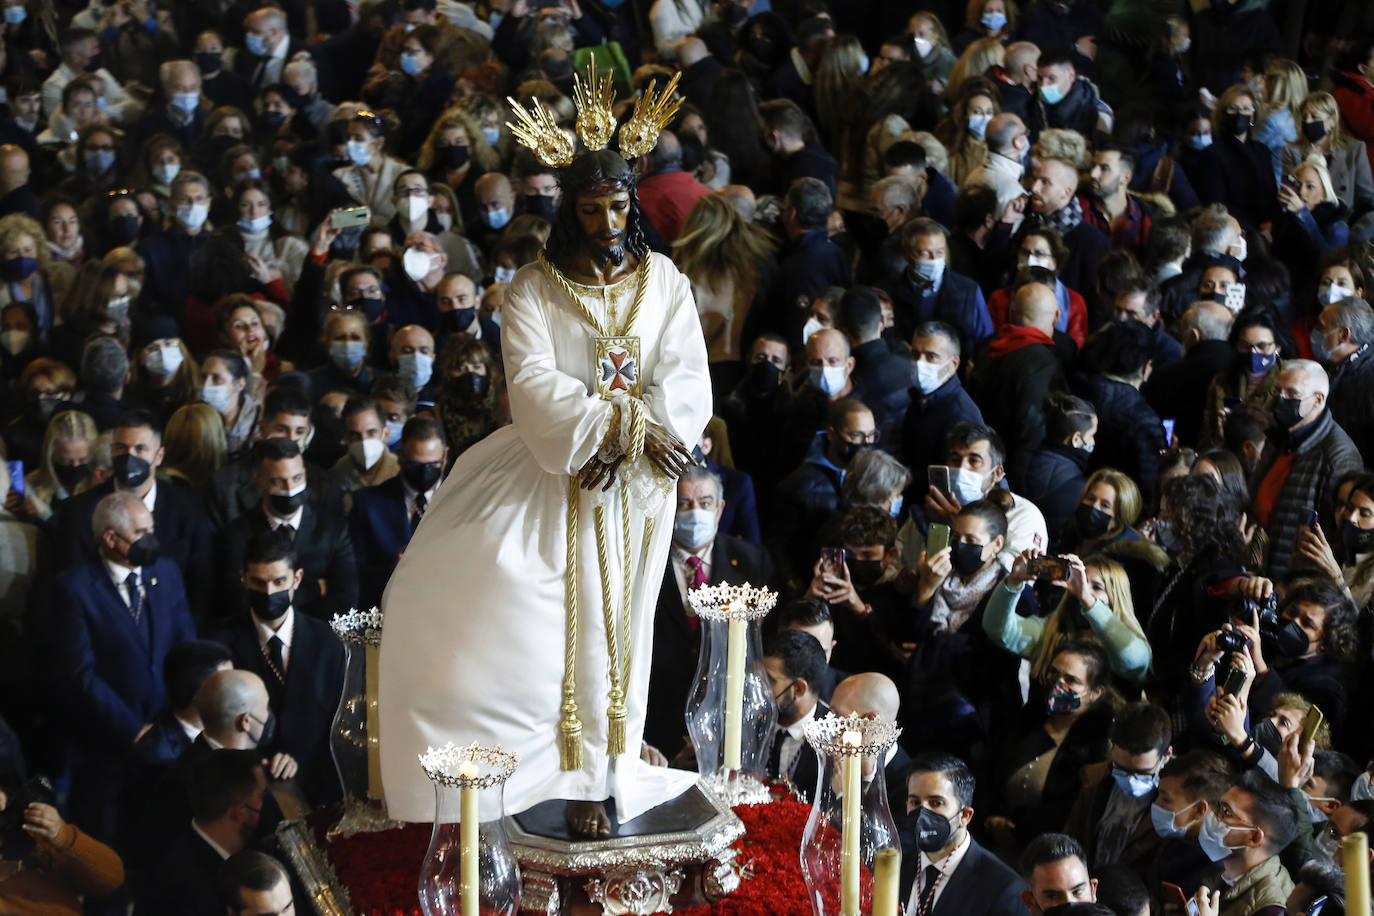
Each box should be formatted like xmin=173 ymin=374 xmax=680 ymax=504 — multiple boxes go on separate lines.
xmin=0 ymin=300 xmax=40 ymax=380
xmin=780 ymin=329 xmax=867 ymax=468
xmin=1020 ymin=393 xmax=1097 ymax=537
xmin=1314 ymin=297 xmax=1374 ymax=463
xmin=898 ymin=751 xmax=1024 ymax=916
xmin=388 ymin=323 xmax=437 ymax=406
xmin=762 ymin=629 xmax=830 ymax=802
xmin=331 ymin=110 xmax=406 ymax=223
xmin=9 ymin=407 xmax=96 ymax=523
xmin=886 ymin=218 xmax=992 ymax=356
xmin=213 ymin=532 xmax=347 ymax=805
xmin=3 ymin=358 xmax=76 ymax=469
xmin=1190 ymin=771 xmax=1299 ymax=915
xmin=390 ymin=231 xmax=453 ymax=328
xmin=1144 ymin=750 xmax=1233 ymax=895
xmin=306 ymin=308 xmax=376 ymax=398
xmin=349 ymin=417 xmax=450 ymax=609
xmin=470 ymin=171 xmax=516 ymax=248
xmin=719 ymin=334 xmax=795 ymax=487
xmin=200 ymin=350 xmax=258 ymax=458
xmin=434 ymin=272 xmax=500 ymax=348
xmin=966 ymin=113 xmax=1033 ymax=217
xmin=1063 ymin=702 xmax=1173 ymax=870
xmin=219 ymin=437 xmax=358 ymax=621
xmin=52 ymin=491 xmax=196 ymax=840
xmin=128 ymin=315 xmax=201 ymax=423
xmin=899 ymin=321 xmax=983 ymax=485
xmin=769 ymin=179 xmax=850 ymax=346
xmin=136 ymin=61 xmax=206 ymax=152
xmin=1249 ymin=361 xmax=1361 ymax=580
xmin=1195 ymin=85 xmax=1280 ymax=229
xmin=806 ymin=506 xmax=905 ymax=674
xmin=1030 ymin=49 xmax=1107 ymax=142
xmin=643 ymin=466 xmax=772 ymax=757
xmin=1280 ymin=92 xmax=1374 ymax=216
xmin=328 ymin=396 xmax=400 ymax=511
xmin=989 ymin=642 xmax=1112 ymax=846
xmin=1074 ymin=319 xmax=1168 ymax=495
xmin=136 ymin=171 xmax=214 ymax=313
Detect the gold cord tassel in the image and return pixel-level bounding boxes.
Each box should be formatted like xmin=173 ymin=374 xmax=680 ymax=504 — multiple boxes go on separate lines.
xmin=559 ymin=477 xmax=583 ymax=771
xmin=606 ymin=687 xmax=627 ymax=756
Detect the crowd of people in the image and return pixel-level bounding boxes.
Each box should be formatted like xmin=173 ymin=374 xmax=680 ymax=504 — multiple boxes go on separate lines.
xmin=1 ymin=0 xmax=1374 ymax=912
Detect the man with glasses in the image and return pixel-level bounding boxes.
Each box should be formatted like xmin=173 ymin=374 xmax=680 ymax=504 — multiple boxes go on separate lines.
xmin=762 ymin=629 xmax=829 ymax=801
xmin=1189 ymin=770 xmax=1298 ymax=915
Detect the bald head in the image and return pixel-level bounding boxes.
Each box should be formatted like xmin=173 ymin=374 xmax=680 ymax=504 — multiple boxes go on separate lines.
xmin=1009 ymin=282 xmax=1059 ymax=336
xmin=1181 ymin=301 xmax=1234 ymax=345
xmin=718 ymin=185 xmax=756 ymax=221
xmin=676 ymin=37 xmax=709 ymax=67
xmin=474 ymin=172 xmax=515 ymax=213
xmin=195 ymin=669 xmax=271 ymax=747
xmin=808 ymin=328 xmax=851 ymax=360
xmin=830 ymin=673 xmax=900 ymax=722
xmin=0 ymin=144 xmax=29 ymax=193
xmin=985 ymin=113 xmax=1026 ymax=156
xmin=1004 ymin=42 xmax=1041 ymax=85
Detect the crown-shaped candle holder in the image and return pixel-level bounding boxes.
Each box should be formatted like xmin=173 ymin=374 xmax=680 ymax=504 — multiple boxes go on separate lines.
xmin=327 ymin=607 xmax=400 ymax=837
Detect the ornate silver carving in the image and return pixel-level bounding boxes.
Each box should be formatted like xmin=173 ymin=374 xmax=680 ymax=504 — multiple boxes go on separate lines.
xmin=586 ymin=867 xmax=684 ymax=915
xmin=517 ymin=870 xmax=563 ymax=916
xmin=274 ymin=820 xmax=355 ymax=916
xmin=702 ymin=855 xmax=741 ymax=901
xmin=328 ymin=607 xmax=383 ymax=646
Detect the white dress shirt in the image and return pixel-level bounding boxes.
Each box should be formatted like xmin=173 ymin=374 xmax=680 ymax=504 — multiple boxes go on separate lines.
xmin=905 ymin=827 xmax=971 ymax=915
xmin=403 ymin=479 xmax=440 ymax=523
xmin=175 ymin=715 xmax=201 ymax=743
xmin=261 ymin=34 xmax=290 ymax=85
xmin=191 ymin=820 xmax=232 ymax=860
xmin=253 ymin=606 xmax=295 ymax=672
xmin=103 ymin=556 xmax=140 ymax=608
xmin=141 ymin=479 xmax=158 ymax=513
xmin=266 ymin=504 xmax=304 ymax=533
xmin=670 ymin=542 xmax=713 ymax=604
xmin=776 ymin=711 xmax=811 ymax=779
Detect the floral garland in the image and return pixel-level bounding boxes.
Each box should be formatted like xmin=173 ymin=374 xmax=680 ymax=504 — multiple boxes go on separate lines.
xmin=319 ymin=793 xmax=815 ymax=916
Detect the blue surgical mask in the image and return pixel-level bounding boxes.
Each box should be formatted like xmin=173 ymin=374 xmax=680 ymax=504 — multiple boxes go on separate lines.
xmin=84 ymin=148 xmax=115 ymax=173
xmin=171 ymin=91 xmax=200 ymax=114
xmin=482 ymin=126 xmax=501 ymax=146
xmin=493 ymin=265 xmax=516 ymax=284
xmin=889 ymin=495 xmax=904 ymax=518
xmin=1189 ymin=133 xmax=1213 ymax=150
xmin=1040 ymin=83 xmax=1067 ymax=106
xmin=3 ymin=6 xmax=25 ymax=25
xmin=201 ymin=382 xmax=234 ymax=414
xmin=244 ymin=31 xmax=267 ymax=56
xmin=1150 ymin=799 xmax=1199 ymax=839
xmin=346 ymin=139 xmax=373 ymax=167
xmin=398 ymin=351 xmax=433 ymax=388
xmin=238 ymin=214 xmax=271 ymax=234
xmin=485 ymin=207 xmax=511 ymax=229
xmin=329 ymin=340 xmax=367 ymax=372
xmin=400 ymin=52 xmax=422 ymax=76
xmin=384 ymin=420 xmax=402 ymax=448
xmin=968 ymin=113 xmax=992 ymax=140
xmin=674 ymin=508 xmax=716 ymax=549
xmin=1310 ymin=328 xmax=1331 ymax=363
xmin=1197 ymin=811 xmax=1249 ymax=862
xmin=810 ymin=365 xmax=847 ymax=396
xmin=980 ymin=10 xmax=1007 ymax=30
xmin=952 ymin=466 xmax=985 ymax=504
xmin=913 ymin=257 xmax=945 ymax=282
xmin=1111 ymin=766 xmax=1159 ymax=799
xmin=152 ymin=162 xmax=180 ymax=185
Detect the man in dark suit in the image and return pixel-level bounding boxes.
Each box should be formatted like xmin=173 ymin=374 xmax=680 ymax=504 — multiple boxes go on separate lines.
xmin=218 ymin=437 xmax=358 ymax=621
xmin=900 ymin=321 xmax=984 ymax=482
xmin=901 ymin=752 xmax=1025 ymax=916
xmin=645 ymin=466 xmax=773 ymax=757
xmin=52 ymin=491 xmax=197 ymax=842
xmin=829 ymin=672 xmax=910 ymax=805
xmin=53 ymin=409 xmax=214 ymax=622
xmin=130 ymin=639 xmax=234 ymax=772
xmin=883 ymin=219 xmax=994 ymax=356
xmin=214 ymin=530 xmax=347 ymax=805
xmin=775 ymin=598 xmax=848 ymax=702
xmin=234 ymin=7 xmax=313 ymax=95
xmin=840 ymin=287 xmax=914 ymax=438
xmin=763 ymin=629 xmax=830 ymax=802
xmin=1144 ymin=301 xmax=1235 ymax=447
xmin=752 ymin=178 xmax=850 ymax=350
xmin=350 ymin=416 xmax=447 ymax=609
xmin=139 ymin=749 xmax=267 ymax=916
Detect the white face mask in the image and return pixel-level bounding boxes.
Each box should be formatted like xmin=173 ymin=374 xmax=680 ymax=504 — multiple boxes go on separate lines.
xmin=403 ymin=194 xmax=429 ymax=222
xmin=435 ymin=212 xmax=453 ymax=231
xmin=492 ymin=265 xmax=516 ymax=284
xmin=238 ymin=214 xmax=271 ymax=234
xmin=914 ymin=35 xmax=933 ymax=59
xmin=810 ymin=364 xmax=847 ymax=396
xmin=1026 ymin=253 xmax=1054 ymax=270
xmin=152 ymin=162 xmax=180 ymax=185
xmin=801 ymin=316 xmax=825 ymax=343
xmin=144 ymin=342 xmax=183 ymax=377
xmin=201 ymin=382 xmax=234 ymax=413
xmin=1322 ymin=282 xmax=1354 ymax=305
xmin=0 ymin=328 xmax=28 ymax=355
xmin=346 ymin=139 xmax=373 ymax=167
xmin=176 ymin=201 xmax=210 ymax=231
xmin=349 ymin=437 xmax=385 ymax=470
xmin=952 ymin=466 xmax=987 ymax=504
xmin=915 ymin=358 xmax=947 ymax=394
xmin=398 ymin=351 xmax=434 ymax=387
xmin=403 ymin=248 xmax=436 ymax=281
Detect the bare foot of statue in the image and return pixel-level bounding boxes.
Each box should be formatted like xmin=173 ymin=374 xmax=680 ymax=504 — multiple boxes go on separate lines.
xmin=565 ymin=799 xmax=612 ymax=838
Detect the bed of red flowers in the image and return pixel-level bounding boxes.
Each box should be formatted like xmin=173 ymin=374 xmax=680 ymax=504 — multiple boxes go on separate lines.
xmin=319 ymin=793 xmax=815 ymax=916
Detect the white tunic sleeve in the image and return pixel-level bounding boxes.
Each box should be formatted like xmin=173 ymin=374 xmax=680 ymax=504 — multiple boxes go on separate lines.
xmin=641 ymin=255 xmax=712 ymax=445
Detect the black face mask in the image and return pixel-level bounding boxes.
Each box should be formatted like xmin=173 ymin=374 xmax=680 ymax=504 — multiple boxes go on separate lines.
xmin=439 ymin=144 xmax=469 ymax=169
xmin=108 ymin=213 xmax=140 ymax=244
xmin=53 ymin=462 xmax=89 ymax=491
xmin=442 ymin=307 xmax=476 ymax=333
xmin=401 ymin=459 xmax=442 ymax=492
xmin=848 ymin=559 xmax=884 ymax=588
xmin=125 ymin=531 xmax=160 ymax=566
xmin=914 ymin=807 xmax=958 ymax=852
xmin=1225 ymin=112 xmax=1254 ymax=135
xmin=348 ymin=295 xmax=386 ymax=323
xmin=112 ymin=453 xmax=152 ymax=489
xmin=746 ymin=359 xmax=782 ymax=396
xmin=1253 ymin=718 xmax=1282 ymax=757
xmin=836 ymin=441 xmax=867 ymax=465
xmin=1264 ymin=618 xmax=1310 ymax=658
xmin=260 ymin=109 xmax=288 ymax=131
xmin=196 ymin=51 xmax=221 ymax=73
xmin=1342 ymin=519 xmax=1374 ymax=555
xmin=1273 ymin=395 xmax=1306 ymax=430
xmin=1302 ymin=120 xmax=1327 ymax=143
xmin=522 ymin=193 xmax=558 ymax=222
xmin=267 ymin=487 xmax=307 ymax=516
xmin=1075 ymin=504 xmax=1113 ymax=538
xmin=252 ymin=709 xmax=277 ymax=748
xmin=950 ymin=540 xmax=987 ymax=577
xmin=449 ymin=371 xmax=490 ymax=399
xmin=247 ymin=587 xmax=292 ymax=621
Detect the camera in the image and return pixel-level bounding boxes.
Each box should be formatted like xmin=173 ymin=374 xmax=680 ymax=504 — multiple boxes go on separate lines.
xmin=1245 ymin=592 xmax=1309 ymax=658
xmin=1215 ymin=628 xmax=1251 ymax=655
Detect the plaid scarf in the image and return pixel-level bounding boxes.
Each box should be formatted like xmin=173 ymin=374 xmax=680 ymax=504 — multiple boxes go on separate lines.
xmin=1039 ymin=195 xmax=1084 ymax=237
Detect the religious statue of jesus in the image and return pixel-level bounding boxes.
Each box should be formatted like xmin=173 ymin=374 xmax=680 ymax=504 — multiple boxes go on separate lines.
xmin=379 ymin=71 xmax=711 ymax=836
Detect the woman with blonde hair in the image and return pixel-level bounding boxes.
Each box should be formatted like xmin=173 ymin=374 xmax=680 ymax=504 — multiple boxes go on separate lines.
xmin=20 ymin=409 xmax=98 ymax=520
xmin=945 ymin=36 xmax=1004 ymax=100
xmin=1196 ymin=84 xmax=1276 ymax=227
xmin=127 ymin=314 xmax=202 ymax=421
xmin=673 ymin=194 xmax=778 ymax=398
xmin=1253 ymin=58 xmax=1305 ymax=179
xmin=417 ymin=107 xmax=501 ymax=224
xmin=954 ymin=0 xmax=1018 ymax=51
xmin=910 ymin=11 xmax=957 ymax=90
xmin=813 ymin=35 xmax=867 ymax=149
xmin=1274 ymin=154 xmax=1349 ymax=285
xmin=986 ymin=551 xmax=1151 ymax=682
xmin=0 ymin=213 xmax=74 ymax=340
xmin=162 ymin=402 xmax=228 ymax=491
xmin=935 ymin=77 xmax=1000 ymax=185
xmin=1281 ymin=91 xmax=1374 ymax=213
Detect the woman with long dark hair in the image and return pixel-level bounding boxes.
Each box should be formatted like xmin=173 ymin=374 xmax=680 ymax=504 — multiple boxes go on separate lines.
xmin=703 ymin=71 xmax=770 ymax=191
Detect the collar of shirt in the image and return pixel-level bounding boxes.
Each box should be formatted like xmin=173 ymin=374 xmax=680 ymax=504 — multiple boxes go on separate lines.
xmin=103 ymin=556 xmax=137 ymax=588
xmin=191 ymin=819 xmax=233 ymax=860
xmin=920 ymin=825 xmax=971 ymax=872
xmin=790 ymin=46 xmax=813 ymax=85
xmin=672 ymin=542 xmax=712 ymax=569
xmin=269 ymin=33 xmax=290 ymax=61
xmin=266 ymin=504 xmax=304 ymax=530
xmin=403 ymin=478 xmax=440 ymax=510
xmin=782 ymin=711 xmax=812 ymax=744
xmin=907 ymin=827 xmax=971 ymax=914
xmin=142 ymin=479 xmax=158 ymax=513
xmin=203 ymin=734 xmax=224 ymax=749
xmin=175 ymin=715 xmax=201 ymax=742
xmin=253 ymin=605 xmax=295 ymax=652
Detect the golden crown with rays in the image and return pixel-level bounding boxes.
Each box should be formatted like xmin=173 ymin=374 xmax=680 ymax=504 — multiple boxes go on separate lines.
xmin=505 ymin=65 xmax=683 ymax=169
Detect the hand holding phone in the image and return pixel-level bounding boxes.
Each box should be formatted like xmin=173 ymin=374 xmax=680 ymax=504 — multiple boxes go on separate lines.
xmin=6 ymin=460 xmax=22 ymax=496
xmin=927 ymin=523 xmax=950 ymax=556
xmin=330 ymin=206 xmax=371 ymax=229
xmin=1027 ymin=555 xmax=1069 ymax=580
xmin=819 ymin=547 xmax=845 ymax=579
xmin=1300 ymin=704 xmax=1324 ymax=749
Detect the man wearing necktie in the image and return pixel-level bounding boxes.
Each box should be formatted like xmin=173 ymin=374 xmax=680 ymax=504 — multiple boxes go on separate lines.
xmin=53 ymin=491 xmax=196 ymax=842
xmin=900 ymin=752 xmax=1025 ymax=916
xmin=761 ymin=629 xmax=829 ymax=802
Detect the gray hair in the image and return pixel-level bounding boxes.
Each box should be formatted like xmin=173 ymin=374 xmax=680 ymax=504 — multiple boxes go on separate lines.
xmin=679 ymin=464 xmax=723 ymax=502
xmin=159 ymin=60 xmax=198 ymax=91
xmin=91 ymin=490 xmax=142 ymax=542
xmin=195 ymin=669 xmax=264 ymax=736
xmin=841 ymin=450 xmax=912 ymax=505
xmin=1182 ymin=301 xmax=1234 ymax=342
xmin=81 ymin=336 xmax=130 ymax=396
xmin=1192 ymin=203 xmax=1238 ymax=256
xmin=1329 ymin=297 xmax=1374 ymax=346
xmin=912 ymin=319 xmax=962 ymax=357
xmin=283 ymin=56 xmax=318 ymax=86
xmin=1281 ymin=358 xmax=1330 ymax=395
xmin=871 ymin=175 xmax=918 ymax=212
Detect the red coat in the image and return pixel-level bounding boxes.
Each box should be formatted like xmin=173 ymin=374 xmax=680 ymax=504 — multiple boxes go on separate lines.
xmin=986 ymin=281 xmax=1088 ymax=346
xmin=1332 ymin=70 xmax=1374 ymax=174
xmin=636 ymin=169 xmax=710 ymax=243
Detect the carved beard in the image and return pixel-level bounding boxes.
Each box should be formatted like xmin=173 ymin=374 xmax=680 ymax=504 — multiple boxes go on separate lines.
xmin=587 ymin=236 xmax=626 ymax=269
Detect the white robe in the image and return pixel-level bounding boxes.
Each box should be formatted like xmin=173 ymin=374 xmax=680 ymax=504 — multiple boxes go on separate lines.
xmin=379 ymin=252 xmax=711 ymax=822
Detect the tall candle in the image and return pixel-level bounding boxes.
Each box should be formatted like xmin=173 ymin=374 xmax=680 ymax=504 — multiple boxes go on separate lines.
xmin=840 ymin=730 xmax=862 ymax=916
xmin=459 ymin=761 xmax=480 ymax=916
xmin=365 ymin=644 xmax=382 ymax=799
xmin=723 ymin=609 xmax=746 ymax=770
xmin=1343 ymin=832 xmax=1371 ymax=916
xmin=872 ymin=847 xmax=900 ymax=916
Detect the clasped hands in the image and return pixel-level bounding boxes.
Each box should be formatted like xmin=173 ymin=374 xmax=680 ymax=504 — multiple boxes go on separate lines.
xmin=577 ymin=421 xmax=695 ymax=491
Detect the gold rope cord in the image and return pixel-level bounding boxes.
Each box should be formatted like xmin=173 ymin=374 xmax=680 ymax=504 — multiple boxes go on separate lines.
xmin=549 ymin=252 xmax=656 ymax=767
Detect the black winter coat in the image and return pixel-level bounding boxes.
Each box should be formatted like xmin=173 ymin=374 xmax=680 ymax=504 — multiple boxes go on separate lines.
xmin=1074 ymin=373 xmax=1166 ymax=497
xmin=1021 ymin=443 xmax=1089 ymax=539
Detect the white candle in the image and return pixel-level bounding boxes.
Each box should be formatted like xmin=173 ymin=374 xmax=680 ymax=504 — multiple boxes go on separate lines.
xmin=840 ymin=730 xmax=862 ymax=916
xmin=872 ymin=847 xmax=900 ymax=916
xmin=1343 ymin=832 xmax=1370 ymax=916
xmin=459 ymin=761 xmax=480 ymax=916
xmin=365 ymin=644 xmax=382 ymax=799
xmin=723 ymin=607 xmax=746 ymax=770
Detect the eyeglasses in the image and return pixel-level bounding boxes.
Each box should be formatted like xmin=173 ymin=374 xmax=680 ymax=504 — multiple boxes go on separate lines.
xmin=844 ymin=431 xmax=879 ymax=445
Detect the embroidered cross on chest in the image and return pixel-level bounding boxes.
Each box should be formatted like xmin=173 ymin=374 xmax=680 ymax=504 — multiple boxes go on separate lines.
xmin=593 ymin=336 xmax=642 ymax=400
